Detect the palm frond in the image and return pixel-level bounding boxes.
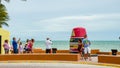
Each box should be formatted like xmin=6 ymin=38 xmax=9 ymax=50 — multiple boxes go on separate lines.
xmin=4 ymin=0 xmax=27 ymax=3
xmin=0 ymin=22 xmax=9 ymax=27
xmin=4 ymin=0 xmax=10 ymax=3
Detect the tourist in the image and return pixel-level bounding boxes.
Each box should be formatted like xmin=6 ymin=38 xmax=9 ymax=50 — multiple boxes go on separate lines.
xmin=19 ymin=42 xmax=23 ymax=54
xmin=3 ymin=40 xmax=10 ymax=54
xmin=83 ymin=35 xmax=91 ymax=61
xmin=23 ymin=39 xmax=29 ymax=53
xmin=27 ymin=39 xmax=35 ymax=53
xmin=78 ymin=39 xmax=84 ymax=60
xmin=45 ymin=38 xmax=52 ymax=53
xmin=12 ymin=37 xmax=20 ymax=54
xmin=9 ymin=45 xmax=13 ymax=54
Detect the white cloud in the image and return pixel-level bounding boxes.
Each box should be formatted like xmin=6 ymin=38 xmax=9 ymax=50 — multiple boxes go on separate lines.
xmin=5 ymin=13 xmax=120 ymax=33
xmin=32 ymin=14 xmax=120 ymax=32
xmin=36 ymin=13 xmax=120 ymax=22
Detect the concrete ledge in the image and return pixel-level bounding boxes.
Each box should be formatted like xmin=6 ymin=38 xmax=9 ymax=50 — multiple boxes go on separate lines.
xmin=97 ymin=52 xmax=111 ymax=55
xmin=117 ymin=52 xmax=120 ymax=55
xmin=97 ymin=52 xmax=120 ymax=55
xmin=98 ymin=55 xmax=120 ymax=64
xmin=0 ymin=53 xmax=80 ymax=61
xmin=91 ymin=49 xmax=100 ymax=54
xmin=57 ymin=50 xmax=69 ymax=53
xmin=33 ymin=48 xmax=42 ymax=53
xmin=33 ymin=49 xmax=100 ymax=54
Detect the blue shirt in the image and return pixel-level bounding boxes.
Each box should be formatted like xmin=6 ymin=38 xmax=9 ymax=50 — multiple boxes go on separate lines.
xmin=12 ymin=40 xmax=18 ymax=49
xmin=83 ymin=39 xmax=91 ymax=48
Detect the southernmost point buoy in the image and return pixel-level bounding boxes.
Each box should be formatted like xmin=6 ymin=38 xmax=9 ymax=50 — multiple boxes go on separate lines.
xmin=70 ymin=27 xmax=87 ymax=53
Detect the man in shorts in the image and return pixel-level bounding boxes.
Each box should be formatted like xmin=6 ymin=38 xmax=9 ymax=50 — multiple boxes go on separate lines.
xmin=83 ymin=35 xmax=91 ymax=61
xmin=45 ymin=38 xmax=52 ymax=53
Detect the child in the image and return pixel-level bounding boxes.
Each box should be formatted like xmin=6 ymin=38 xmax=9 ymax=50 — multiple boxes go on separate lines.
xmin=23 ymin=43 xmax=28 ymax=53
xmin=19 ymin=42 xmax=23 ymax=54
xmin=3 ymin=40 xmax=10 ymax=54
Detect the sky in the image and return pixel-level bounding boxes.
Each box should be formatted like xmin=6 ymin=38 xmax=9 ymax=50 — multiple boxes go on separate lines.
xmin=2 ymin=0 xmax=120 ymax=41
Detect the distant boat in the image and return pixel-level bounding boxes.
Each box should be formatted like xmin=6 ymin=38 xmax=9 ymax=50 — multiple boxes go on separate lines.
xmin=119 ymin=36 xmax=120 ymax=40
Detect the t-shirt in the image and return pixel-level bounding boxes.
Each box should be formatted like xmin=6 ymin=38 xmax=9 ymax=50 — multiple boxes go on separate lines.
xmin=27 ymin=42 xmax=33 ymax=49
xmin=3 ymin=43 xmax=9 ymax=49
xmin=45 ymin=40 xmax=52 ymax=49
xmin=19 ymin=45 xmax=23 ymax=50
xmin=12 ymin=40 xmax=18 ymax=49
xmin=83 ymin=38 xmax=91 ymax=47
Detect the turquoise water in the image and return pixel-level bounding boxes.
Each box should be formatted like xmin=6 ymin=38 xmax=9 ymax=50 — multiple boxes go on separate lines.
xmin=90 ymin=41 xmax=120 ymax=52
xmin=20 ymin=41 xmax=120 ymax=52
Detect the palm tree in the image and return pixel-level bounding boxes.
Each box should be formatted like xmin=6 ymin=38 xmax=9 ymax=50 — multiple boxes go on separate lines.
xmin=0 ymin=0 xmax=26 ymax=28
xmin=0 ymin=0 xmax=9 ymax=28
xmin=0 ymin=3 xmax=9 ymax=28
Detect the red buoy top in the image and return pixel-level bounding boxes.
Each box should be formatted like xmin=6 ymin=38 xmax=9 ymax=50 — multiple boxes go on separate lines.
xmin=71 ymin=27 xmax=87 ymax=38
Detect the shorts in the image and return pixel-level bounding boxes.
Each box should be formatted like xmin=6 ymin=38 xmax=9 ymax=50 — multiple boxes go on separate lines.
xmin=84 ymin=47 xmax=91 ymax=54
xmin=46 ymin=49 xmax=51 ymax=53
xmin=4 ymin=49 xmax=9 ymax=54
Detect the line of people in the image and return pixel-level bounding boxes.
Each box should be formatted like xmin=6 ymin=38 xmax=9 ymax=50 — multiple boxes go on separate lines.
xmin=3 ymin=36 xmax=91 ymax=61
xmin=3 ymin=37 xmax=35 ymax=54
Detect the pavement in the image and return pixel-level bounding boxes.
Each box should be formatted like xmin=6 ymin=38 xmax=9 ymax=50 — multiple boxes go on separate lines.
xmin=0 ymin=63 xmax=111 ymax=68
xmin=0 ymin=57 xmax=119 ymax=68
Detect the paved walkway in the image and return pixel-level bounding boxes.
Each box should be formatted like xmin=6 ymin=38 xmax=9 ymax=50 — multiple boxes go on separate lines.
xmin=0 ymin=63 xmax=111 ymax=68
xmin=0 ymin=57 xmax=119 ymax=68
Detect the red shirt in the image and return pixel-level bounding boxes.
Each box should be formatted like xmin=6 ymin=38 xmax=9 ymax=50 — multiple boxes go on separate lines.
xmin=28 ymin=42 xmax=33 ymax=49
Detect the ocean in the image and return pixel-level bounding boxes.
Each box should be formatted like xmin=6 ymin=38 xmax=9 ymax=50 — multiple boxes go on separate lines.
xmin=29 ymin=41 xmax=120 ymax=52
